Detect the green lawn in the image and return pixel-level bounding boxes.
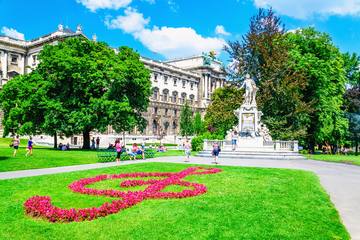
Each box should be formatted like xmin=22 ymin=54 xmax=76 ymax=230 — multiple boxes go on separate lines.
xmin=0 ymin=138 xmax=192 ymax=172
xmin=304 ymin=153 xmax=360 ymax=166
xmin=0 ymin=162 xmax=348 ymax=239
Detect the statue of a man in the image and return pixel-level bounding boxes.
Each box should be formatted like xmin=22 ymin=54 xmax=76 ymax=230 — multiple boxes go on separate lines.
xmin=240 ymin=74 xmax=257 ymax=105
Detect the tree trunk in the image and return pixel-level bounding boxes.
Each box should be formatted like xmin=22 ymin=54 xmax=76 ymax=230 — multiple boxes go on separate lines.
xmin=82 ymin=129 xmax=91 ymax=149
xmin=355 ymin=136 xmax=359 ymax=156
xmin=53 ymin=132 xmax=57 ymax=149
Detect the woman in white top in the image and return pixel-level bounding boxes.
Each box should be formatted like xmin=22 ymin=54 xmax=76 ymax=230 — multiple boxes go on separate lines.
xmin=184 ymin=140 xmax=191 ymax=162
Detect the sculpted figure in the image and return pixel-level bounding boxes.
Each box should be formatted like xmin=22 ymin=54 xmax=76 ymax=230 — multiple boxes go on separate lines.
xmin=240 ymin=74 xmax=257 ymax=106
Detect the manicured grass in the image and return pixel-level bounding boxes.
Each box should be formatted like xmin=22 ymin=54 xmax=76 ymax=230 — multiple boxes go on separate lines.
xmin=304 ymin=153 xmax=360 ymax=166
xmin=0 ymin=138 xmax=193 ymax=172
xmin=0 ymin=162 xmax=349 ymax=239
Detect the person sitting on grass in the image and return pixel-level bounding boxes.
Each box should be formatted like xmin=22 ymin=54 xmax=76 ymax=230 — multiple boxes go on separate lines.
xmin=157 ymin=145 xmax=166 ymax=152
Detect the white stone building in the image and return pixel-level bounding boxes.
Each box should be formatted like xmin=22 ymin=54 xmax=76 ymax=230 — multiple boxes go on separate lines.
xmin=0 ymin=25 xmax=226 ymax=143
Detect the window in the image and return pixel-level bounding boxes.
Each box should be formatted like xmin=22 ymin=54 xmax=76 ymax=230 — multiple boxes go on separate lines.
xmin=172 ymin=91 xmax=178 ymax=103
xmin=152 ymin=87 xmax=159 ymax=100
xmin=162 ymin=89 xmax=169 ymax=102
xmin=10 ymin=54 xmax=18 ymax=65
xmin=172 ymin=121 xmax=177 ymax=129
xmin=189 ymin=94 xmax=195 ymax=104
xmin=164 ymin=76 xmax=168 ymax=84
xmin=154 ymin=107 xmax=158 ymax=114
xmin=165 ymin=108 xmax=168 ymax=116
xmin=174 ymin=78 xmax=177 ymax=86
xmin=190 ymin=83 xmax=194 ymax=90
xmin=174 ymin=109 xmax=177 ymax=116
xmin=181 ymin=92 xmax=187 ymax=104
xmin=32 ymin=55 xmax=37 ymax=65
xmin=154 ymin=73 xmax=158 ymax=82
xmin=182 ymin=80 xmax=186 ymax=88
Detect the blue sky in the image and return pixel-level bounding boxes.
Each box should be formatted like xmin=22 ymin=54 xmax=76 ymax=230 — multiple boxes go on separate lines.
xmin=1 ymin=0 xmax=360 ymax=62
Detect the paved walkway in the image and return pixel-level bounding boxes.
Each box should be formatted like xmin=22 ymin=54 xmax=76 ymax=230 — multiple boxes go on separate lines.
xmin=1 ymin=157 xmax=359 ymax=239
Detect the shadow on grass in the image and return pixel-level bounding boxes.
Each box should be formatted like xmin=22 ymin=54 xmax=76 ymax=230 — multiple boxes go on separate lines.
xmin=0 ymin=156 xmax=11 ymax=161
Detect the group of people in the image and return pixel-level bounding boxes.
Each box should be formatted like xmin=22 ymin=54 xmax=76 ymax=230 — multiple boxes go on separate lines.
xmin=181 ymin=139 xmax=221 ymax=164
xmin=10 ymin=135 xmax=34 ymax=157
xmin=58 ymin=143 xmax=70 ymax=151
xmin=114 ymin=139 xmax=146 ymax=163
xmin=91 ymin=137 xmax=101 ymax=150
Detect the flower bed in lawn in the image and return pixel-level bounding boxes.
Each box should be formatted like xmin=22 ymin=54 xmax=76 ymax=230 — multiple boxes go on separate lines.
xmin=24 ymin=167 xmax=221 ymax=223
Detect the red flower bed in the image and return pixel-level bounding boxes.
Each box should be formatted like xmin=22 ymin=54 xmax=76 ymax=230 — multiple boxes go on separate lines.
xmin=24 ymin=167 xmax=221 ymax=222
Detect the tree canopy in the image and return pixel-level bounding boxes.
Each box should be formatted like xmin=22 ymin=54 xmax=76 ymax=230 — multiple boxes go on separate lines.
xmin=0 ymin=38 xmax=151 ymax=148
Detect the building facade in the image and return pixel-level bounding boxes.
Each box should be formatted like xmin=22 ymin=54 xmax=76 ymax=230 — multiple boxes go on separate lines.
xmin=0 ymin=25 xmax=226 ymax=139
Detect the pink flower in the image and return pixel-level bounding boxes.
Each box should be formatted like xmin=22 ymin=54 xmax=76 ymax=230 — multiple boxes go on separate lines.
xmin=24 ymin=167 xmax=222 ymax=222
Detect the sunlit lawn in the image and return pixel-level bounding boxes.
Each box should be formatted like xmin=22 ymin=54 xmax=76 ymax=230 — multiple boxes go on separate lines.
xmin=0 ymin=162 xmax=349 ymax=240
xmin=0 ymin=138 xmax=190 ymax=172
xmin=304 ymin=153 xmax=360 ymax=166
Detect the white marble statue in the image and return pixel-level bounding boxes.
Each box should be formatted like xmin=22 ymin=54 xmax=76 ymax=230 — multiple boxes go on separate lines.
xmin=240 ymin=74 xmax=257 ymax=106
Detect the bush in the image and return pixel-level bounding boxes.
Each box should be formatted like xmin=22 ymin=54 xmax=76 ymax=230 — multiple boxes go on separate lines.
xmin=191 ymin=136 xmax=205 ymax=151
xmin=191 ymin=132 xmax=225 ymax=151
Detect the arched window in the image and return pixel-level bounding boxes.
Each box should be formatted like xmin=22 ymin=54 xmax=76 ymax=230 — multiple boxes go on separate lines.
xmin=164 ymin=122 xmax=169 ymax=132
xmin=172 ymin=121 xmax=177 ymax=129
xmin=172 ymin=91 xmax=178 ymax=103
xmin=152 ymin=120 xmax=158 ymax=133
xmin=181 ymin=92 xmax=187 ymax=104
xmin=189 ymin=94 xmax=195 ymax=104
xmin=152 ymin=87 xmax=159 ymax=100
xmin=162 ymin=89 xmax=169 ymax=102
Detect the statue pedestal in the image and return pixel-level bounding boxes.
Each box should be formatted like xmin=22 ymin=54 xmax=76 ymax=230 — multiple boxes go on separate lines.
xmin=234 ymin=103 xmax=262 ymax=137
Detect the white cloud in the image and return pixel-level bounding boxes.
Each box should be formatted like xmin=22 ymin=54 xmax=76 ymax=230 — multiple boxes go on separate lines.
xmin=215 ymin=25 xmax=231 ymax=36
xmin=1 ymin=27 xmax=25 ymax=40
xmin=167 ymin=0 xmax=179 ymax=12
xmin=105 ymin=8 xmax=150 ymax=33
xmin=253 ymin=0 xmax=360 ymax=19
xmin=76 ymin=0 xmax=132 ymax=11
xmin=106 ymin=8 xmax=225 ymax=59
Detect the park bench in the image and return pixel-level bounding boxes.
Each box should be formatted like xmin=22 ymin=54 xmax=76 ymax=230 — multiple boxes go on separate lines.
xmin=97 ymin=149 xmax=156 ymax=162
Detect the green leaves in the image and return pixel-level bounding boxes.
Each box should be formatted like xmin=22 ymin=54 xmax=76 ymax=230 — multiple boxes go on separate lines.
xmin=180 ymin=101 xmax=194 ymax=137
xmin=0 ymin=38 xmax=151 ymax=148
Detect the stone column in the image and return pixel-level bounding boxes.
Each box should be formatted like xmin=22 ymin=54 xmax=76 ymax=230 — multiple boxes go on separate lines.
xmin=204 ymin=74 xmax=208 ymax=99
xmin=1 ymin=51 xmax=8 ymax=80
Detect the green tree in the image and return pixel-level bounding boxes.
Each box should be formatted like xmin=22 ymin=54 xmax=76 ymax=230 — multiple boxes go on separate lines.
xmin=180 ymin=101 xmax=193 ymax=138
xmin=204 ymin=86 xmax=243 ymax=138
xmin=226 ymin=8 xmax=310 ymax=141
xmin=342 ymin=52 xmax=360 ymax=86
xmin=287 ymin=28 xmax=349 ymax=152
xmin=0 ymin=38 xmax=151 ymax=149
xmin=192 ymin=112 xmax=204 ymax=135
xmin=344 ymin=86 xmax=360 ymax=155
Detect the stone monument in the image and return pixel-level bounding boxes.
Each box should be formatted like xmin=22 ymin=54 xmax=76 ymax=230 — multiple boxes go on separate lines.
xmin=226 ymin=74 xmax=272 ymax=149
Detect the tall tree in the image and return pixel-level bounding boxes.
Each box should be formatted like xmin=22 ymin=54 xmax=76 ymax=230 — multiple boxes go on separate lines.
xmin=226 ymin=8 xmax=309 ymax=142
xmin=180 ymin=101 xmax=194 ymax=138
xmin=0 ymin=38 xmax=151 ymax=149
xmin=204 ymin=86 xmax=243 ymax=138
xmin=287 ymin=28 xmax=349 ymax=152
xmin=342 ymin=52 xmax=360 ymax=87
xmin=192 ymin=112 xmax=204 ymax=136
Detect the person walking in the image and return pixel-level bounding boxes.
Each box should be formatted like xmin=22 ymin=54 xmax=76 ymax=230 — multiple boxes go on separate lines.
xmin=115 ymin=139 xmax=122 ymax=164
xmin=12 ymin=135 xmax=20 ymax=157
xmin=25 ymin=137 xmax=33 ymax=157
xmin=91 ymin=137 xmax=96 ymax=150
xmin=96 ymin=137 xmax=100 ymax=149
xmin=212 ymin=142 xmax=220 ymax=164
xmin=184 ymin=140 xmax=191 ymax=162
xmin=231 ymin=130 xmax=238 ymax=151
